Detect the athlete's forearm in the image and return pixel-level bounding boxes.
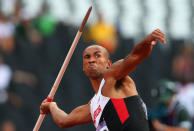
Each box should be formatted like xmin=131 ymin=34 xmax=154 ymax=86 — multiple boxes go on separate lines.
xmin=107 ymin=39 xmax=153 ymax=80
xmin=104 ymin=29 xmax=165 ymax=80
xmin=126 ymin=29 xmax=165 ymax=62
xmin=130 ymin=38 xmax=153 ymax=60
xmin=49 ymin=102 xmax=69 ymax=128
xmin=121 ymin=39 xmax=153 ymax=71
xmin=104 ymin=41 xmax=153 ymax=80
xmin=49 ymin=103 xmax=92 ymax=128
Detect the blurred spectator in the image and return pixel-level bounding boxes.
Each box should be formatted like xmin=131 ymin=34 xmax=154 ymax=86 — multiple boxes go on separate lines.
xmin=15 ymin=17 xmax=42 ymax=46
xmin=0 ymin=14 xmax=15 ymax=54
xmin=0 ymin=120 xmax=16 ymax=131
xmin=175 ymin=82 xmax=194 ymax=131
xmin=172 ymin=43 xmax=194 ymax=84
xmin=172 ymin=43 xmax=194 ymax=130
xmin=0 ymin=54 xmax=24 ymax=130
xmin=12 ymin=0 xmax=22 ymax=23
xmin=0 ymin=54 xmax=12 ymax=104
xmin=149 ymin=80 xmax=192 ymax=131
xmin=34 ymin=2 xmax=57 ymax=37
xmin=87 ymin=12 xmax=118 ymax=54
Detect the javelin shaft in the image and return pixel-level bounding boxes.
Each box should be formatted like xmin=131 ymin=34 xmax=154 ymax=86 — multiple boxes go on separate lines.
xmin=33 ymin=6 xmax=92 ymax=131
xmin=33 ymin=32 xmax=82 ymax=131
xmin=48 ymin=31 xmax=82 ymax=97
xmin=33 ymin=115 xmax=45 ymax=131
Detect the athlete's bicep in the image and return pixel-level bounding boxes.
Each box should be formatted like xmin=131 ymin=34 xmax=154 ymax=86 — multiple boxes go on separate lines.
xmin=104 ymin=55 xmax=140 ymax=80
xmin=67 ymin=102 xmax=92 ymax=126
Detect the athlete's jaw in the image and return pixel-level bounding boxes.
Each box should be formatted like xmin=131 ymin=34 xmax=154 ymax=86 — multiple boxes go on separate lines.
xmin=87 ymin=65 xmax=101 ymax=78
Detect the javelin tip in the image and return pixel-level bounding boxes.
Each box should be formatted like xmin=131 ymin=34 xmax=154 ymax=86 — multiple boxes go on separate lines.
xmin=79 ymin=6 xmax=92 ymax=32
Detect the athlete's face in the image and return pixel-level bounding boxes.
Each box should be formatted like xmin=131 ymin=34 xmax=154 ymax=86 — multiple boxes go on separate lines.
xmin=83 ymin=45 xmax=111 ymax=79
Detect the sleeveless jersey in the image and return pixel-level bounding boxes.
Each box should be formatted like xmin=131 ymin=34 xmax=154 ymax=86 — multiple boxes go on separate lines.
xmin=90 ymin=79 xmax=150 ymax=131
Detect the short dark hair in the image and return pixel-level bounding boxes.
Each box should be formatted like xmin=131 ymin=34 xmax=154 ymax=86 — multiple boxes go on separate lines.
xmin=83 ymin=42 xmax=110 ymax=59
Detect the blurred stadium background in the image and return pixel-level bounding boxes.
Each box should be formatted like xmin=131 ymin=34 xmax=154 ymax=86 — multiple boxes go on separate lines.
xmin=0 ymin=0 xmax=194 ymax=130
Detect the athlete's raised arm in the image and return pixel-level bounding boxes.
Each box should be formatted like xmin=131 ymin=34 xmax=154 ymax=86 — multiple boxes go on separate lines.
xmin=40 ymin=101 xmax=92 ymax=128
xmin=104 ymin=29 xmax=166 ymax=80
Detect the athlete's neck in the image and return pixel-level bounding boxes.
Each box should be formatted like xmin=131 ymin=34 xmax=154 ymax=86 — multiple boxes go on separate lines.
xmin=90 ymin=77 xmax=103 ymax=93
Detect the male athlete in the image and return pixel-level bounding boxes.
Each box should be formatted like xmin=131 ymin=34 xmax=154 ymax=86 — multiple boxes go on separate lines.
xmin=40 ymin=29 xmax=166 ymax=131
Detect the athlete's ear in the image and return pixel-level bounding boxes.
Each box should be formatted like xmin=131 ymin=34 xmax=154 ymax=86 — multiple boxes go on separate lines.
xmin=106 ymin=60 xmax=112 ymax=69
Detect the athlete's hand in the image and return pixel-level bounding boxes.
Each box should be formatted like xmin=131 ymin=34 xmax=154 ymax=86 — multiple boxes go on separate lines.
xmin=40 ymin=100 xmax=56 ymax=114
xmin=145 ymin=29 xmax=166 ymax=46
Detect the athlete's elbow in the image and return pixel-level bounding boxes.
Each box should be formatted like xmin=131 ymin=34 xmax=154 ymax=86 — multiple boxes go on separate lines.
xmin=59 ymin=124 xmax=71 ymax=129
xmin=57 ymin=121 xmax=71 ymax=128
xmin=55 ymin=119 xmax=64 ymax=128
xmin=58 ymin=122 xmax=66 ymax=128
xmin=55 ymin=119 xmax=69 ymax=128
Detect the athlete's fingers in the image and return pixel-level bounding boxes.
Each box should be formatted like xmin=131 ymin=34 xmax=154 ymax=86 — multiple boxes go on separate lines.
xmin=154 ymin=30 xmax=165 ymax=39
xmin=155 ymin=29 xmax=165 ymax=36
xmin=40 ymin=110 xmax=43 ymax=114
xmin=40 ymin=103 xmax=50 ymax=114
xmin=153 ymin=29 xmax=166 ymax=44
xmin=40 ymin=106 xmax=44 ymax=114
xmin=154 ymin=34 xmax=166 ymax=44
xmin=152 ymin=33 xmax=166 ymax=44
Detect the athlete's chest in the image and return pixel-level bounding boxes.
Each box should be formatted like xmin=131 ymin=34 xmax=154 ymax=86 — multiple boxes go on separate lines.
xmin=90 ymin=93 xmax=110 ymax=128
xmin=102 ymin=78 xmax=137 ymax=98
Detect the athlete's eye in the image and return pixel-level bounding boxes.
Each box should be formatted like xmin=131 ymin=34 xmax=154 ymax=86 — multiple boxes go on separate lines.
xmin=95 ymin=54 xmax=100 ymax=58
xmin=84 ymin=55 xmax=90 ymax=59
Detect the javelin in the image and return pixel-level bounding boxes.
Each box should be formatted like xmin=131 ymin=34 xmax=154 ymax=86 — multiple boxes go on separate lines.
xmin=33 ymin=6 xmax=92 ymax=131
